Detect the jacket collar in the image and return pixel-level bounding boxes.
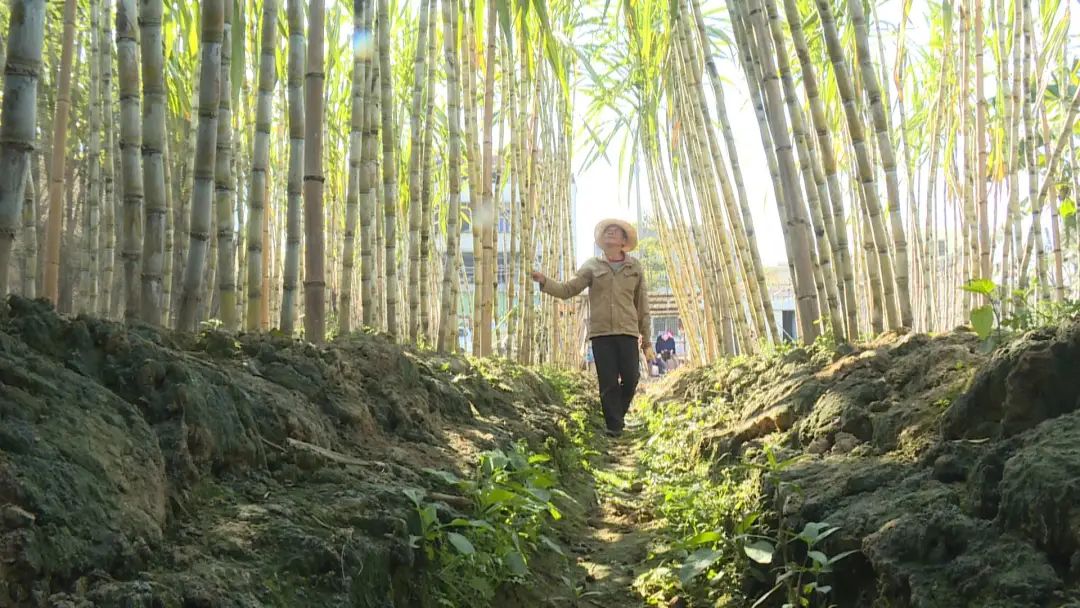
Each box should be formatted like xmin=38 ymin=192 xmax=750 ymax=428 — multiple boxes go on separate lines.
xmin=596 ymin=254 xmax=636 ymax=271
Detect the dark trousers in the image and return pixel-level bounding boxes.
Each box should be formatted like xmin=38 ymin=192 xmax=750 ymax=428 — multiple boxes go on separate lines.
xmin=591 ymin=335 xmax=640 ymax=432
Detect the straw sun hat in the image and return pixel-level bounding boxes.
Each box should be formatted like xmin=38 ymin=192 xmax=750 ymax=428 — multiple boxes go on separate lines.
xmin=594 ymin=218 xmax=638 ymax=252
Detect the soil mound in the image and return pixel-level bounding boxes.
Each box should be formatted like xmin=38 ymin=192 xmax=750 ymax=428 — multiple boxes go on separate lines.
xmin=654 ymin=325 xmax=1080 ymax=607
xmin=0 ymin=296 xmax=577 ymax=607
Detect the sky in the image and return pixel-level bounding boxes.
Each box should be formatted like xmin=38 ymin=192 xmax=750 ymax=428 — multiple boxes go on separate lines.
xmin=567 ymin=1 xmax=1080 ymax=268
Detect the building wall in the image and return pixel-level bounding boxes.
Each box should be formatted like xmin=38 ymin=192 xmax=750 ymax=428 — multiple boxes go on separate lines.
xmin=772 ymin=296 xmax=797 ymax=341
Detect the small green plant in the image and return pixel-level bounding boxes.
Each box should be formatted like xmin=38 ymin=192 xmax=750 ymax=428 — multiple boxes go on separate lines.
xmin=760 ymin=338 xmax=796 ymax=364
xmin=633 ymin=437 xmax=856 ymax=608
xmin=811 ymin=320 xmax=840 ymax=352
xmin=964 ymin=278 xmax=1080 ymax=343
xmin=404 ymin=440 xmax=572 ymax=606
xmin=742 ymin=520 xmax=857 ymax=608
xmin=629 ymin=396 xmax=761 ymax=606
xmin=962 ymin=278 xmax=1001 ymax=341
xmin=469 ymin=356 xmax=523 ymax=388
xmin=740 ymin=446 xmax=857 ymax=608
xmin=548 ymin=575 xmax=606 ymax=605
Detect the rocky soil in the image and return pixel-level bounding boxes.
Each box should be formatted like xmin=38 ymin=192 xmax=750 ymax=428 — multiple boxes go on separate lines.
xmin=652 ymin=323 xmax=1080 ymax=607
xmin=7 ymin=291 xmax=1080 ymax=608
xmin=0 ymin=296 xmax=587 ymax=607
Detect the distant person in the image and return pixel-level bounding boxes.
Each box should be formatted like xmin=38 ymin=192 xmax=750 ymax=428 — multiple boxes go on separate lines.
xmin=656 ymin=330 xmax=677 ymax=371
xmin=649 ymin=332 xmax=666 ymax=376
xmin=532 ymin=219 xmax=653 ymax=437
xmin=655 ymin=330 xmax=676 ymax=356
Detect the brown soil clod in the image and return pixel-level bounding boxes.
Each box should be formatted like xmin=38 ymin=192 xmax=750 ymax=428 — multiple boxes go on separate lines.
xmin=0 ymin=296 xmax=583 ymax=607
xmin=8 ymin=293 xmax=1080 ymax=608
xmin=649 ymin=325 xmax=1080 ymax=607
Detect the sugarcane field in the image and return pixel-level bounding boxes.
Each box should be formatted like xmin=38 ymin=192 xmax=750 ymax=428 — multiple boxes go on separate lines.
xmin=1 ymin=0 xmax=1080 ymax=606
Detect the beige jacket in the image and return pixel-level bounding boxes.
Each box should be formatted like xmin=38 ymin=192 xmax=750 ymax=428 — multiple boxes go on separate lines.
xmin=541 ymin=256 xmax=651 ymax=339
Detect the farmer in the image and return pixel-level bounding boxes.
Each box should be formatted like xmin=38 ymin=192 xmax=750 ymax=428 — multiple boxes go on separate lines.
xmin=531 ymin=219 xmax=653 ymax=436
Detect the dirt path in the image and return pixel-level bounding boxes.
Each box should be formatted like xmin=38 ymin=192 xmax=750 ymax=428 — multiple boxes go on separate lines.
xmin=568 ymin=415 xmax=658 ymax=607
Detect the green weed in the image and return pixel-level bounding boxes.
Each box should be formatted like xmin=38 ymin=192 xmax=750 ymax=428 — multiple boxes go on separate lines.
xmin=404 ymin=440 xmax=575 ymax=606
xmin=629 ymin=397 xmax=760 ymax=606
xmin=963 ymin=278 xmax=1080 ymax=344
xmin=631 ymin=392 xmax=856 ymax=607
xmin=741 ymin=445 xmax=856 ymax=608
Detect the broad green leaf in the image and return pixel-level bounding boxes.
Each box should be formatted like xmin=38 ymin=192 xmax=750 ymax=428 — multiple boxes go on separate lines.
xmin=970 ymin=305 xmax=995 ymax=340
xmin=807 ymin=550 xmax=829 ymax=567
xmin=481 ymin=487 xmax=519 ymax=508
xmin=504 ymin=550 xmax=528 ymax=576
xmin=678 ymin=548 xmax=724 ymax=586
xmin=743 ymin=540 xmax=775 ymax=564
xmin=446 ymin=532 xmax=476 ymax=555
xmin=528 ymin=470 xmax=557 ymax=489
xmin=482 ymin=450 xmax=510 ymax=473
xmin=188 ymin=8 xmax=200 ymax=57
xmin=420 ymin=504 xmax=438 ymax=528
xmin=540 ymin=534 xmax=565 ymax=556
xmin=402 ymin=487 xmax=426 ymax=507
xmin=765 ymin=445 xmax=779 ymax=468
xmin=164 ymin=22 xmax=177 ymax=63
xmin=829 ymin=549 xmax=860 ymax=565
xmin=686 ymin=530 xmax=722 ymax=547
xmin=961 ymin=278 xmax=997 ymax=296
xmin=527 ymin=487 xmax=551 ymax=503
xmin=797 ymin=522 xmax=839 ymax=546
xmin=736 ymin=512 xmax=760 ymax=534
xmin=508 ymin=449 xmax=528 ymax=471
xmin=467 ymin=519 xmax=496 ymax=531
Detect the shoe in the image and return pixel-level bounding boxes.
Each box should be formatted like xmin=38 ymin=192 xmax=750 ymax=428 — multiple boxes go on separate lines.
xmin=605 ymin=428 xmax=622 ymax=438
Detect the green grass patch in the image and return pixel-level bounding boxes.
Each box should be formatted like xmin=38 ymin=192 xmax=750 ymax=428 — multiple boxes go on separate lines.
xmin=403 ymin=366 xmax=597 ymax=607
xmin=630 ymin=395 xmax=762 ymax=607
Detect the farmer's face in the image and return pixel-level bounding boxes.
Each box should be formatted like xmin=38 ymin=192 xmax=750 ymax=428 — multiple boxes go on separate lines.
xmin=602 ymin=225 xmax=628 ymax=248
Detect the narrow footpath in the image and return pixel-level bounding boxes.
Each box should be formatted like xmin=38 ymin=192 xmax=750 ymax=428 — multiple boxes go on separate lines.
xmin=568 ymin=414 xmax=659 ymax=607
